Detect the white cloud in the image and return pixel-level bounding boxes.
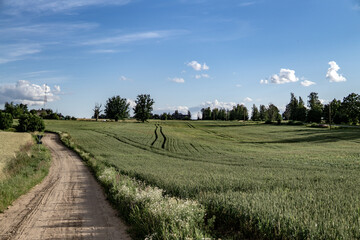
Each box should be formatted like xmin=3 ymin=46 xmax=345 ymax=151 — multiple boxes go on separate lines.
xmin=195 ymin=74 xmax=210 ymax=79
xmin=156 ymin=106 xmax=189 ymax=114
xmin=187 ymin=61 xmax=210 ymax=71
xmin=4 ymin=0 xmax=132 ymax=14
xmin=170 ymin=77 xmax=185 ymax=83
xmin=0 ymin=80 xmax=61 ymax=105
xmin=326 ymin=61 xmax=346 ymax=82
xmin=127 ymin=99 xmax=136 ymax=108
xmin=268 ymin=68 xmax=299 ymax=84
xmin=244 ymin=97 xmax=253 ymax=102
xmin=202 ymin=63 xmax=210 ymax=70
xmin=200 ymin=99 xmax=237 ymax=110
xmin=120 ymin=76 xmax=132 ymax=81
xmin=300 ymin=79 xmax=316 ymax=87
xmin=260 ymin=79 xmax=268 ymax=84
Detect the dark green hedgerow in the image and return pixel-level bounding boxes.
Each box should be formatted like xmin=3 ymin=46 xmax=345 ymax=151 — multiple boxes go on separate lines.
xmin=54 ymin=131 xmax=212 ymax=240
xmin=0 ymin=141 xmax=51 ymax=212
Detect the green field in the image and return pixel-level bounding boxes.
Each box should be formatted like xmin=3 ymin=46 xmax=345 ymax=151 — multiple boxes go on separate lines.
xmin=46 ymin=120 xmax=360 ymax=239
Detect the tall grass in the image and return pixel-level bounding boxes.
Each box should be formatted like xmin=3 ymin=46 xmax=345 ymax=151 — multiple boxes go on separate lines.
xmin=0 ymin=141 xmax=51 ymax=212
xmin=57 ymin=131 xmax=211 ymax=239
xmin=46 ymin=120 xmax=360 ymax=239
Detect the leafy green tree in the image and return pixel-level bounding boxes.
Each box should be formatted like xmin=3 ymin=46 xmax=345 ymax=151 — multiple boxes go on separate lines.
xmin=229 ymin=104 xmax=248 ymax=121
xmin=17 ymin=113 xmax=45 ymax=132
xmin=297 ymin=97 xmax=307 ymax=122
xmin=342 ymin=93 xmax=360 ymax=124
xmin=105 ymin=96 xmax=130 ymax=121
xmin=266 ymin=103 xmax=280 ymax=122
xmin=259 ymin=105 xmax=267 ymax=121
xmin=133 ymin=94 xmax=155 ymax=122
xmin=201 ymin=107 xmax=211 ymax=120
xmin=4 ymin=102 xmax=28 ymax=118
xmin=307 ymin=92 xmax=323 ymax=123
xmin=251 ymin=104 xmax=260 ymax=121
xmin=0 ymin=112 xmax=13 ymax=130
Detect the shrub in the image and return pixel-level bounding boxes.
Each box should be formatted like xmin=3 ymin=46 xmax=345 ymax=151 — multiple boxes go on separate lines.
xmin=17 ymin=113 xmax=45 ymax=132
xmin=0 ymin=112 xmax=13 ymax=130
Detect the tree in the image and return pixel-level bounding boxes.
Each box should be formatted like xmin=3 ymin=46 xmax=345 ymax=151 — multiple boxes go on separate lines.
xmin=201 ymin=107 xmax=211 ymax=120
xmin=4 ymin=102 xmax=28 ymax=118
xmin=342 ymin=93 xmax=360 ymax=124
xmin=259 ymin=105 xmax=267 ymax=121
xmin=105 ymin=96 xmax=130 ymax=121
xmin=266 ymin=103 xmax=280 ymax=123
xmin=307 ymin=92 xmax=323 ymax=123
xmin=0 ymin=112 xmax=13 ymax=130
xmin=251 ymin=104 xmax=260 ymax=121
xmin=133 ymin=94 xmax=154 ymax=122
xmin=93 ymin=103 xmax=102 ymax=121
xmin=17 ymin=113 xmax=45 ymax=132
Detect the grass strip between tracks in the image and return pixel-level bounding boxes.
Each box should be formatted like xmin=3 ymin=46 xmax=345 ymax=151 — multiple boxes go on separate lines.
xmin=0 ymin=138 xmax=51 ymax=213
xmin=55 ymin=131 xmax=212 ymax=240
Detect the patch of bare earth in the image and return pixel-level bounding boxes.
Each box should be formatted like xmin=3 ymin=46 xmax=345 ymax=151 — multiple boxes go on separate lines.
xmin=0 ymin=133 xmax=130 ymax=240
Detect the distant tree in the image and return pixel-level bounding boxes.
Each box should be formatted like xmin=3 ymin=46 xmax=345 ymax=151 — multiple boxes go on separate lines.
xmin=266 ymin=103 xmax=280 ymax=123
xmin=297 ymin=97 xmax=307 ymax=122
xmin=0 ymin=112 xmax=13 ymax=130
xmin=229 ymin=104 xmax=248 ymax=121
xmin=259 ymin=105 xmax=267 ymax=121
xmin=105 ymin=96 xmax=130 ymax=121
xmin=133 ymin=94 xmax=154 ymax=122
xmin=342 ymin=93 xmax=360 ymax=124
xmin=201 ymin=107 xmax=211 ymax=120
xmin=5 ymin=102 xmax=28 ymax=118
xmin=187 ymin=110 xmax=192 ymax=120
xmin=212 ymin=108 xmax=219 ymax=120
xmin=251 ymin=104 xmax=260 ymax=121
xmin=17 ymin=113 xmax=45 ymax=132
xmin=307 ymin=92 xmax=323 ymax=123
xmin=218 ymin=108 xmax=227 ymax=120
xmin=93 ymin=103 xmax=102 ymax=121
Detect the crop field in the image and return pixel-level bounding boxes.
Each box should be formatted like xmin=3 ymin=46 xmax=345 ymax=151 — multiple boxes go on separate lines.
xmin=0 ymin=132 xmax=32 ymax=179
xmin=46 ymin=120 xmax=360 ymax=239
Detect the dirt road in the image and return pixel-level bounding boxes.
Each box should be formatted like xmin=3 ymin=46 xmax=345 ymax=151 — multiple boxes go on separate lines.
xmin=0 ymin=133 xmax=130 ymax=240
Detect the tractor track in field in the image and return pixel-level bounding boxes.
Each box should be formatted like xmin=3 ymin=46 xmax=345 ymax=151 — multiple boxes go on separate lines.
xmin=159 ymin=126 xmax=167 ymax=149
xmin=0 ymin=133 xmax=130 ymax=240
xmin=151 ymin=125 xmax=159 ymax=146
xmin=89 ymin=129 xmax=247 ymax=168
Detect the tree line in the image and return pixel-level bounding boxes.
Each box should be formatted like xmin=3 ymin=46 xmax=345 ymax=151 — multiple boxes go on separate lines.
xmin=200 ymin=92 xmax=360 ymax=125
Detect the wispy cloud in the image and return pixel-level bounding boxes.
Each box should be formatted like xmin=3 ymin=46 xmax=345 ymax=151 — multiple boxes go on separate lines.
xmin=300 ymin=79 xmax=316 ymax=87
xmin=238 ymin=1 xmax=256 ymax=7
xmin=170 ymin=77 xmax=185 ymax=83
xmin=4 ymin=0 xmax=132 ymax=14
xmin=82 ymin=30 xmax=185 ymax=46
xmin=120 ymin=76 xmax=133 ymax=81
xmin=0 ymin=44 xmax=42 ymax=64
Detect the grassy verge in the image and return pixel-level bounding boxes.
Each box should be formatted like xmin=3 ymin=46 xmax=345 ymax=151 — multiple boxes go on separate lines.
xmin=0 ymin=139 xmax=51 ymax=212
xmin=54 ymin=131 xmax=212 ymax=239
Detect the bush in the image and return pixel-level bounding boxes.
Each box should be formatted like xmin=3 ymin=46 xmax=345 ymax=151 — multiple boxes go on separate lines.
xmin=17 ymin=113 xmax=45 ymax=132
xmin=0 ymin=112 xmax=13 ymax=130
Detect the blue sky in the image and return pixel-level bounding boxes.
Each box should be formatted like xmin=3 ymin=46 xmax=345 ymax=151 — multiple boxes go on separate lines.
xmin=0 ymin=0 xmax=359 ymax=118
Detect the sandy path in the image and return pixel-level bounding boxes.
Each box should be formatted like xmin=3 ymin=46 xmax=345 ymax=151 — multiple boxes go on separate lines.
xmin=0 ymin=133 xmax=130 ymax=240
